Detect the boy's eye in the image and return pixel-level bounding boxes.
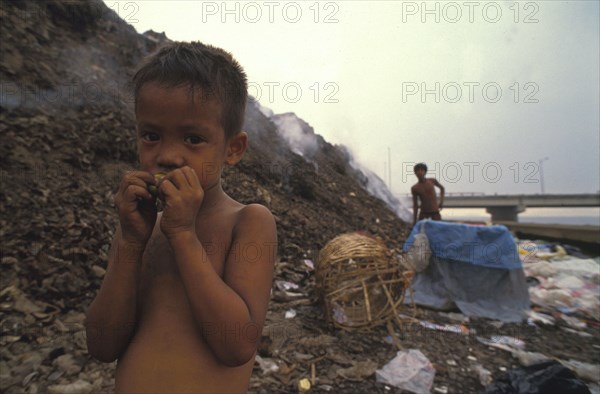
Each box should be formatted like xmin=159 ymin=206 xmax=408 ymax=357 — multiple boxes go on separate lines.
xmin=185 ymin=135 xmax=204 ymax=145
xmin=141 ymin=132 xmax=159 ymax=142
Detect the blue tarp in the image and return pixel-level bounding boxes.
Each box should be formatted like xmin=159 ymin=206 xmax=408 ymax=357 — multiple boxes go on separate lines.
xmin=403 ymin=220 xmax=522 ymax=270
xmin=403 ymin=220 xmax=530 ymax=322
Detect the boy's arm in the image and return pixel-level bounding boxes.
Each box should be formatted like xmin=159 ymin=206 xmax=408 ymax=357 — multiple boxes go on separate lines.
xmin=433 ymin=178 xmax=445 ymax=209
xmin=85 ymin=170 xmax=156 ymax=362
xmin=85 ymin=227 xmax=144 ymax=362
xmin=412 ymin=188 xmax=419 ymax=225
xmin=169 ymin=204 xmax=276 ymax=367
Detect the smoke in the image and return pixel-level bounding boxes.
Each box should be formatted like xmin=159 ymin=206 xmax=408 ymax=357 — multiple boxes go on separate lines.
xmin=257 ymin=100 xmax=412 ymax=222
xmin=270 ymin=112 xmax=319 ymax=159
xmin=347 ymin=155 xmax=412 ymax=222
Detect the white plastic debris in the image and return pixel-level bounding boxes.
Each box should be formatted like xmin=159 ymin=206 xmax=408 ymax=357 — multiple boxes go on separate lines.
xmin=275 ymin=280 xmax=300 ymax=292
xmin=526 ymin=310 xmax=556 ymax=325
xmin=472 ymin=364 xmax=492 ymax=386
xmin=489 ymin=335 xmax=526 ymax=350
xmin=375 ymin=349 xmax=435 ymax=394
xmin=255 ymin=355 xmax=279 ymax=375
xmin=303 ymin=259 xmax=314 ymax=270
xmin=285 ymin=309 xmax=297 ymax=319
xmin=560 ymin=359 xmax=600 ymax=382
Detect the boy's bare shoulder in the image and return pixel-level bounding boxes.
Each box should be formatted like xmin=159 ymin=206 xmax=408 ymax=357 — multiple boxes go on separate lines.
xmin=411 ymin=183 xmax=423 ymax=193
xmin=233 ymin=203 xmax=276 ymax=236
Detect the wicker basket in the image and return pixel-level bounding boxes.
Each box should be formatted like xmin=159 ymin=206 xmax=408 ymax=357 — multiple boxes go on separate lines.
xmin=316 ymin=232 xmax=412 ymax=330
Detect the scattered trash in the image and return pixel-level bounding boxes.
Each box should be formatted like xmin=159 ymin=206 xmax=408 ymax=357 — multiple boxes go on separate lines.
xmin=484 ymin=361 xmax=591 ymax=394
xmin=490 ymin=321 xmax=505 ymax=329
xmin=473 ymin=364 xmax=493 ymax=386
xmin=561 ymin=327 xmax=593 ymax=338
xmin=297 ymin=378 xmax=311 ymax=393
xmin=526 ymin=310 xmax=556 ymax=325
xmin=489 ymin=336 xmax=526 ymax=350
xmin=255 ymin=355 xmax=279 ymax=375
xmin=521 ymin=239 xmax=600 ymax=320
xmin=285 ymin=309 xmax=297 ymax=319
xmin=303 ymin=259 xmax=314 ymax=270
xmin=526 ymin=261 xmax=558 ymax=277
xmin=446 ymin=359 xmax=457 ymax=366
xmin=275 ymin=280 xmax=300 ymax=292
xmin=336 ymin=360 xmax=378 ymax=381
xmin=438 ymin=311 xmax=470 ymax=323
xmin=559 ymin=314 xmax=587 ymax=329
xmin=468 ymin=356 xmax=478 ymax=362
xmin=560 ymin=359 xmax=600 ymax=382
xmin=419 ymin=320 xmax=469 ymax=335
xmin=433 ymin=386 xmax=448 ymax=393
xmin=375 ymin=349 xmax=435 ymax=394
xmin=535 ymin=245 xmax=567 ymax=261
xmin=512 ymin=350 xmax=551 ymax=367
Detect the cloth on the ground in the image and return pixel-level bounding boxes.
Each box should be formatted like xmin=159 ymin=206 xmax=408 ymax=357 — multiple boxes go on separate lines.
xmin=403 ymin=220 xmax=522 ymax=270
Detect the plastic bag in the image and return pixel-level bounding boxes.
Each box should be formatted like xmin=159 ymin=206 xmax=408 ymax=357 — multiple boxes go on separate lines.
xmin=473 ymin=364 xmax=493 ymax=386
xmin=375 ymin=349 xmax=435 ymax=394
xmin=404 ymin=223 xmax=431 ymax=272
xmin=485 ymin=361 xmax=591 ymax=394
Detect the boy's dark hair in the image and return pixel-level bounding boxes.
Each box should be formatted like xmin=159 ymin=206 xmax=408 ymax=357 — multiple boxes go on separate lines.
xmin=132 ymin=41 xmax=248 ymax=139
xmin=414 ymin=163 xmax=427 ymax=173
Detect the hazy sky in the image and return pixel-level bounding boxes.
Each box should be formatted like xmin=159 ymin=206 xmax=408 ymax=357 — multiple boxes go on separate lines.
xmin=105 ymin=0 xmax=600 ymax=198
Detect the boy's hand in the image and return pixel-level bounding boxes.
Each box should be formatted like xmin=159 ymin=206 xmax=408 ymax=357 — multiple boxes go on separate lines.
xmin=114 ymin=171 xmax=157 ymax=245
xmin=159 ymin=166 xmax=204 ymax=238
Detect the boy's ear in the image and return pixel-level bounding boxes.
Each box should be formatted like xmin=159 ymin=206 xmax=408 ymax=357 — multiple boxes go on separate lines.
xmin=225 ymin=131 xmax=248 ymax=165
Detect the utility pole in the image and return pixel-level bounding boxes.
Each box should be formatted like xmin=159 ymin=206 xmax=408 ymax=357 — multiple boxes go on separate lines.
xmin=388 ymin=147 xmax=392 ymax=190
xmin=538 ymin=157 xmax=549 ymax=194
xmin=384 ymin=161 xmax=388 ymax=187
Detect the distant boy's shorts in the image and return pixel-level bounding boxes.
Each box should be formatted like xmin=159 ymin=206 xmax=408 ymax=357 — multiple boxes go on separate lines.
xmin=419 ymin=211 xmax=442 ymax=221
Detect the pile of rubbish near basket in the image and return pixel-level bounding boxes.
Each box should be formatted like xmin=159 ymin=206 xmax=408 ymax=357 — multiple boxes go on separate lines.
xmin=308 ymin=224 xmax=599 ymax=394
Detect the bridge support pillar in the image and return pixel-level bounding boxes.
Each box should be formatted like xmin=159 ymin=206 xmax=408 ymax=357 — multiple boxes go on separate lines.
xmin=486 ymin=205 xmax=526 ymax=222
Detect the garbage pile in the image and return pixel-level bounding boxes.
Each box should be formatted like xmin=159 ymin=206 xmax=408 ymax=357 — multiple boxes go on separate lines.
xmin=518 ymin=239 xmax=600 ymax=321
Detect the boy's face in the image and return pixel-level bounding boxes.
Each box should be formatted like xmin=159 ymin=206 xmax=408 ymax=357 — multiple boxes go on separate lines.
xmin=415 ymin=168 xmax=426 ymax=179
xmin=135 ymin=82 xmax=243 ymax=191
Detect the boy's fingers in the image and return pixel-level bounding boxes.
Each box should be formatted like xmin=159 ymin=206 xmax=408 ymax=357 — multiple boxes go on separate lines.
xmin=181 ymin=166 xmax=199 ymax=188
xmin=124 ymin=170 xmax=155 ymax=183
xmin=167 ymin=168 xmax=193 ymax=189
xmin=120 ymin=171 xmax=155 ymax=193
xmin=123 ymin=184 xmax=153 ymax=202
xmin=158 ymin=178 xmax=177 ymax=197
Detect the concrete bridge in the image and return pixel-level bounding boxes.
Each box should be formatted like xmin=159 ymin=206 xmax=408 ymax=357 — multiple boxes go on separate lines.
xmin=443 ymin=193 xmax=600 ymax=222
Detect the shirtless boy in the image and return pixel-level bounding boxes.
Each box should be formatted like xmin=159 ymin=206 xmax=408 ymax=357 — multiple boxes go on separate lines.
xmin=85 ymin=42 xmax=277 ymax=393
xmin=411 ymin=162 xmax=445 ymax=226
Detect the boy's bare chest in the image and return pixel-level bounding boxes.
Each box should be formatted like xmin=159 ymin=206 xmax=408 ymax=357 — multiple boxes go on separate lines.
xmin=140 ymin=218 xmax=234 ymax=285
xmin=414 ymin=181 xmax=435 ymax=195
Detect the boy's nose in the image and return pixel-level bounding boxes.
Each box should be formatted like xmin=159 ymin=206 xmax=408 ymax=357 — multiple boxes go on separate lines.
xmin=157 ymin=147 xmax=185 ymax=169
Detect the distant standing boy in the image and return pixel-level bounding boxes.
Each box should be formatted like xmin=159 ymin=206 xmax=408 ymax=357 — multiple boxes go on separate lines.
xmin=411 ymin=162 xmax=445 ymax=226
xmin=85 ymin=42 xmax=277 ymax=393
